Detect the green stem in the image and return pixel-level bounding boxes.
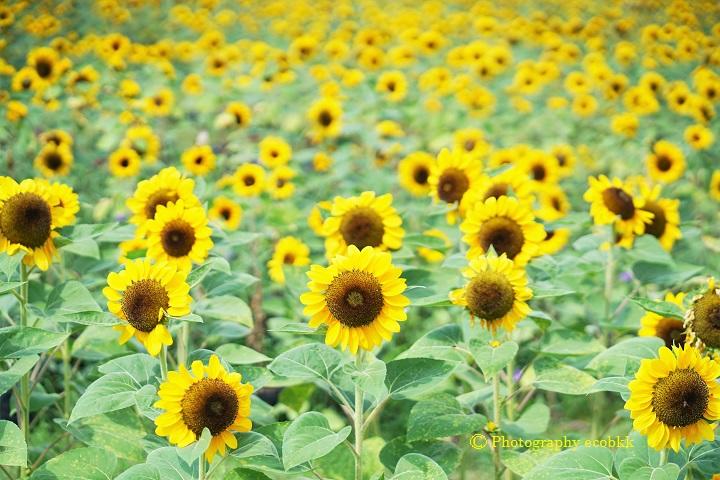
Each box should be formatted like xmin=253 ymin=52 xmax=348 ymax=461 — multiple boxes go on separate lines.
xmin=492 ymin=374 xmax=502 ymax=480
xmin=62 ymin=337 xmax=72 ymax=418
xmin=160 ymin=345 xmax=169 ymax=381
xmin=354 ymin=352 xmax=365 ymax=480
xmin=658 ymin=448 xmax=667 ymax=466
xmin=177 ymin=323 xmax=189 ymax=367
xmin=18 ymin=264 xmax=30 ymax=479
xmin=198 ymin=456 xmax=206 ymax=480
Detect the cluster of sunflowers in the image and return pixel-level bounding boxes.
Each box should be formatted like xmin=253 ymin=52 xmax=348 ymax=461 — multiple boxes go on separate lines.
xmin=2 ymin=0 xmax=720 ymax=478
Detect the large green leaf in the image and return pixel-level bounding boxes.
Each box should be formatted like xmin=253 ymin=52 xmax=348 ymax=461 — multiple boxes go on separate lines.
xmin=195 ymin=295 xmax=252 ymax=327
xmin=69 ymin=373 xmax=142 ymax=423
xmin=398 ymin=324 xmax=468 ymax=363
xmin=269 ymin=343 xmax=346 ymax=382
xmin=343 ymin=356 xmax=387 ymax=400
xmin=524 ymin=447 xmax=614 ymax=480
xmin=30 ymin=447 xmax=117 ymax=480
xmin=0 ymin=326 xmax=69 ymax=358
xmin=61 ymin=409 xmax=148 ymax=462
xmin=630 ymin=298 xmax=684 ymax=320
xmin=216 ymin=344 xmax=272 ymax=364
xmin=0 ymin=420 xmax=26 ymax=467
xmin=281 ymin=412 xmax=352 ymax=470
xmin=97 ymin=353 xmax=160 ymax=386
xmin=406 ymin=393 xmax=486 ymax=442
xmin=532 ymin=359 xmax=597 ymax=395
xmin=390 ymin=453 xmax=448 ymax=480
xmin=0 ymin=355 xmax=38 ymax=395
xmin=587 ymin=337 xmax=663 ymax=376
xmin=469 ymin=339 xmax=518 ymax=380
xmin=385 ymin=358 xmax=455 ymax=399
xmin=541 ymin=330 xmax=605 ymax=356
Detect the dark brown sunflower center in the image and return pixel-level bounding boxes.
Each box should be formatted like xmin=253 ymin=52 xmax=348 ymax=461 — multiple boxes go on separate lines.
xmin=0 ymin=193 xmax=52 ymax=249
xmin=144 ymin=189 xmax=179 ymax=220
xmin=339 ymin=207 xmax=384 ymax=249
xmin=464 ymin=140 xmax=476 ymax=151
xmin=181 ymin=378 xmax=239 ymax=436
xmin=656 ymin=155 xmax=672 ymax=172
xmin=234 ymin=113 xmax=244 ymax=124
xmin=160 ymin=219 xmax=196 ymax=258
xmin=413 ymin=166 xmax=429 ymax=185
xmin=465 ymin=272 xmax=515 ymax=321
xmin=437 ymin=168 xmax=470 ymax=203
xmin=531 ymin=165 xmax=546 ymax=181
xmin=652 ymin=368 xmax=709 ymax=427
xmin=655 ymin=318 xmax=687 ymax=348
xmin=325 ymin=270 xmax=384 ymax=327
xmin=36 ymin=59 xmax=52 ymax=78
xmin=602 ymin=187 xmax=635 ymax=220
xmin=243 ymin=175 xmax=255 ymax=186
xmin=690 ymin=291 xmax=720 ymax=348
xmin=220 ymin=208 xmax=231 ymax=220
xmin=44 ymin=152 xmax=63 ymax=170
xmin=195 ymin=156 xmax=203 ymax=165
xmin=283 ymin=253 xmax=295 ymax=264
xmin=477 ymin=217 xmax=525 ymax=259
xmin=484 ymin=183 xmax=509 ymax=200
xmin=641 ymin=201 xmax=666 ymax=238
xmin=318 ymin=110 xmax=333 ymax=127
xmin=121 ymin=279 xmax=169 ymax=333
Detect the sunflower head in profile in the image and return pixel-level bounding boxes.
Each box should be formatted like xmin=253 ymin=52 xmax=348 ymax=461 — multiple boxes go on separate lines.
xmin=300 ymin=246 xmax=409 ymax=354
xmin=685 ymin=278 xmax=720 ymax=351
xmin=625 ymin=343 xmax=720 ymax=452
xmin=538 ymin=227 xmax=570 ymax=256
xmin=0 ymin=178 xmax=65 ymax=271
xmin=104 ymin=258 xmax=191 ymax=356
xmin=154 ymin=355 xmax=253 ymax=461
xmin=460 ymin=196 xmax=545 ymax=266
xmin=308 ymin=97 xmax=343 ymax=141
xmin=639 ymin=292 xmax=687 ymax=348
xmin=208 ymin=196 xmax=242 ymax=231
xmin=321 ymin=191 xmax=405 ymax=259
xmin=583 ymin=175 xmax=654 ymax=237
xmin=638 ymin=182 xmax=681 ymax=251
xmin=646 ymin=140 xmax=686 ymax=184
xmin=231 ymin=163 xmax=266 ymax=198
xmin=146 ymin=200 xmax=214 ymax=273
xmin=450 ymin=253 xmax=532 ymax=332
xmin=267 ymin=236 xmax=310 ymax=285
xmin=397 ymin=151 xmax=435 ymax=196
xmin=34 ymin=142 xmax=73 ymax=178
xmin=428 ymin=148 xmax=482 ymax=224
xmin=181 ymin=145 xmax=216 ymax=177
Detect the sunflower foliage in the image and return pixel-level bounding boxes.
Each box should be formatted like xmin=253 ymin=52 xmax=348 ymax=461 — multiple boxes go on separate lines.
xmin=1 ymin=1 xmax=720 ymax=480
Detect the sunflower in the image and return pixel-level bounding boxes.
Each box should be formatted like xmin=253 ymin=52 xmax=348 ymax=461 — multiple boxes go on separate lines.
xmin=428 ymin=148 xmax=482 ymax=223
xmin=646 ymin=140 xmax=686 ymax=184
xmin=466 ymin=168 xmax=535 ymax=207
xmin=144 ymin=88 xmax=174 ymax=117
xmin=460 ymin=196 xmax=545 ymax=266
xmin=450 ymin=253 xmax=532 ymax=332
xmin=154 ymin=355 xmax=253 ymax=461
xmin=122 ymin=125 xmax=161 ymax=164
xmin=550 ymin=144 xmax=576 ymax=178
xmin=535 ymin=184 xmax=570 ymax=222
xmin=181 ymin=145 xmax=216 ymax=176
xmin=208 ymin=196 xmax=242 ymax=231
xmin=300 ymin=245 xmax=409 ymax=354
xmin=322 ymin=191 xmax=404 ymax=258
xmin=27 ymin=47 xmax=66 ymax=86
xmin=127 ymin=167 xmax=200 ymax=232
xmin=267 ymin=166 xmax=296 ymax=200
xmin=625 ymin=343 xmax=720 ymax=452
xmin=308 ymin=97 xmax=342 ymax=141
xmin=104 ymin=259 xmax=191 ymax=356
xmin=685 ymin=278 xmax=720 ymax=350
xmin=639 ymin=292 xmax=687 ymax=348
xmin=711 ymin=171 xmax=720 ymax=202
xmin=259 ymin=136 xmax=292 ymax=168
xmin=313 ymin=152 xmax=333 ymax=172
xmin=34 ymin=142 xmax=73 ymax=178
xmin=638 ymin=183 xmax=681 ymax=251
xmin=225 ymin=102 xmax=252 ymax=129
xmin=522 ymin=150 xmax=560 ymax=187
xmin=40 ymin=129 xmax=73 ymax=147
xmin=308 ymin=201 xmax=331 ymax=236
xmin=230 ymin=164 xmax=265 ymax=197
xmin=376 ymin=70 xmax=407 ymax=102
xmin=39 ymin=180 xmax=79 ymax=229
xmin=583 ymin=175 xmax=654 ymax=237
xmin=397 ymin=151 xmax=434 ymax=196
xmin=146 ymin=200 xmax=214 ymax=273
xmin=0 ymin=178 xmax=65 ymax=271
xmin=538 ymin=228 xmax=570 ymax=256
xmin=267 ymin=236 xmax=311 ymax=284
xmin=453 ymin=128 xmax=490 ymax=158
xmin=108 ymin=146 xmax=141 ymax=178
xmin=684 ymin=124 xmax=714 ymax=150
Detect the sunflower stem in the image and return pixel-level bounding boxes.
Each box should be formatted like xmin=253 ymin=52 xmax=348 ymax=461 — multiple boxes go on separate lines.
xmin=198 ymin=456 xmax=206 ymax=480
xmin=658 ymin=448 xmax=667 ymax=466
xmin=160 ymin=345 xmax=169 ymax=381
xmin=492 ymin=373 xmax=502 ymax=480
xmin=18 ymin=264 xmax=30 ymax=479
xmin=177 ymin=322 xmax=190 ymax=367
xmin=354 ymin=351 xmax=365 ymax=480
xmin=62 ymin=336 xmax=72 ymax=418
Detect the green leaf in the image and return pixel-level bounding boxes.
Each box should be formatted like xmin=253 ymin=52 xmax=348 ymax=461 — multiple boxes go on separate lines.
xmin=30 ymin=447 xmax=117 ymax=479
xmin=61 ymin=409 xmax=148 ymax=462
xmin=343 ymin=356 xmax=387 ymax=400
xmin=531 ymin=284 xmax=576 ymax=299
xmin=269 ymin=343 xmax=345 ymax=383
xmin=586 ymin=337 xmax=663 ymax=375
xmin=0 ymin=326 xmax=69 ymax=358
xmin=586 ymin=376 xmax=630 ymax=396
xmin=406 ymin=393 xmax=486 ymax=442
xmin=0 ymin=253 xmax=22 ymax=280
xmin=186 ymin=256 xmax=231 ymax=288
xmin=398 ymin=324 xmax=469 ymax=362
xmin=627 ymin=236 xmax=673 ymax=265
xmin=504 ymin=403 xmax=550 ymax=436
xmin=385 ymin=358 xmax=455 ymax=399
xmin=626 ymin=464 xmax=680 ymax=480
xmin=524 ymin=447 xmax=614 ymax=480
xmin=114 ymin=464 xmax=160 ymax=480
xmin=281 ymin=412 xmax=352 ymax=470
xmin=145 ymin=447 xmax=195 ymax=480
xmin=380 ymin=438 xmax=461 ymax=476
xmin=630 ymin=298 xmax=684 ymax=320
xmin=0 ymin=355 xmax=38 ymax=396
xmin=55 ymin=311 xmax=121 ymax=326
xmin=98 ymin=353 xmax=160 ymax=386
xmin=404 ymin=234 xmax=448 ymax=250
xmin=69 ymin=373 xmax=142 ymax=423
xmin=216 ymin=344 xmax=272 ymax=364
xmin=390 ymin=453 xmax=448 ymax=480
xmin=177 ymin=428 xmax=211 ymax=465
xmin=469 ymin=339 xmax=518 ymax=380
xmin=0 ymin=281 xmax=25 ymax=295
xmin=45 ymin=281 xmax=101 ymax=315
xmin=195 ymin=295 xmax=252 ymax=327
xmin=532 ymin=359 xmax=597 ymax=395
xmin=0 ymin=420 xmax=26 ymax=467
xmin=404 ymin=286 xmax=453 ymax=307
xmin=541 ymin=330 xmax=606 ymax=356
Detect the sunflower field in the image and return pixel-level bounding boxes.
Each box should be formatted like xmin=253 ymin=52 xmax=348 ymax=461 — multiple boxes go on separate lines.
xmin=1 ymin=1 xmax=720 ymax=479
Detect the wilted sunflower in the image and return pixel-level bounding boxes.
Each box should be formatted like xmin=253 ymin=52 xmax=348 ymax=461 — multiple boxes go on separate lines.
xmin=638 ymin=183 xmax=681 ymax=251
xmin=259 ymin=136 xmax=292 ymax=168
xmin=300 ymin=245 xmax=409 ymax=354
xmin=397 ymin=151 xmax=434 ymax=196
xmin=108 ymin=146 xmax=141 ymax=178
xmin=208 ymin=196 xmax=242 ymax=231
xmin=625 ymin=343 xmax=720 ymax=452
xmin=34 ymin=142 xmax=73 ymax=178
xmin=154 ymin=355 xmax=253 ymax=461
xmin=460 ymin=196 xmax=545 ymax=266
xmin=181 ymin=145 xmax=216 ymax=176
xmin=267 ymin=236 xmax=310 ymax=284
xmin=104 ymin=259 xmax=191 ymax=356
xmin=428 ymin=148 xmax=482 ymax=224
xmin=685 ymin=278 xmax=720 ymax=350
xmin=450 ymin=253 xmax=532 ymax=332
xmin=146 ymin=200 xmax=214 ymax=273
xmin=639 ymin=292 xmax=687 ymax=348
xmin=0 ymin=178 xmax=65 ymax=271
xmin=646 ymin=140 xmax=686 ymax=184
xmin=322 ymin=191 xmax=404 ymax=258
xmin=230 ymin=164 xmax=266 ymax=197
xmin=583 ymin=175 xmax=654 ymax=237
xmin=307 ymin=97 xmax=342 ymax=141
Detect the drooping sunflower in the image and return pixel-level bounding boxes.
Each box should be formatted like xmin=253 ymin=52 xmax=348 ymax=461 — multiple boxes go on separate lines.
xmin=450 ymin=253 xmax=532 ymax=332
xmin=625 ymin=343 xmax=720 ymax=452
xmin=460 ymin=196 xmax=545 ymax=266
xmin=638 ymin=183 xmax=681 ymax=251
xmin=104 ymin=258 xmax=191 ymax=356
xmin=646 ymin=140 xmax=686 ymax=184
xmin=0 ymin=178 xmax=65 ymax=271
xmin=397 ymin=151 xmax=435 ymax=196
xmin=181 ymin=145 xmax=216 ymax=176
xmin=685 ymin=278 xmax=720 ymax=351
xmin=322 ymin=191 xmax=404 ymax=258
xmin=639 ymin=292 xmax=687 ymax=348
xmin=154 ymin=355 xmax=253 ymax=461
xmin=267 ymin=236 xmax=311 ymax=285
xmin=299 ymin=245 xmax=409 ymax=354
xmin=258 ymin=136 xmax=292 ymax=168
xmin=34 ymin=142 xmax=73 ymax=178
xmin=428 ymin=148 xmax=482 ymax=224
xmin=583 ymin=175 xmax=654 ymax=237
xmin=108 ymin=146 xmax=141 ymax=178
xmin=146 ymin=200 xmax=214 ymax=273
xmin=230 ymin=164 xmax=266 ymax=197
xmin=307 ymin=97 xmax=342 ymax=141
xmin=208 ymin=196 xmax=242 ymax=231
